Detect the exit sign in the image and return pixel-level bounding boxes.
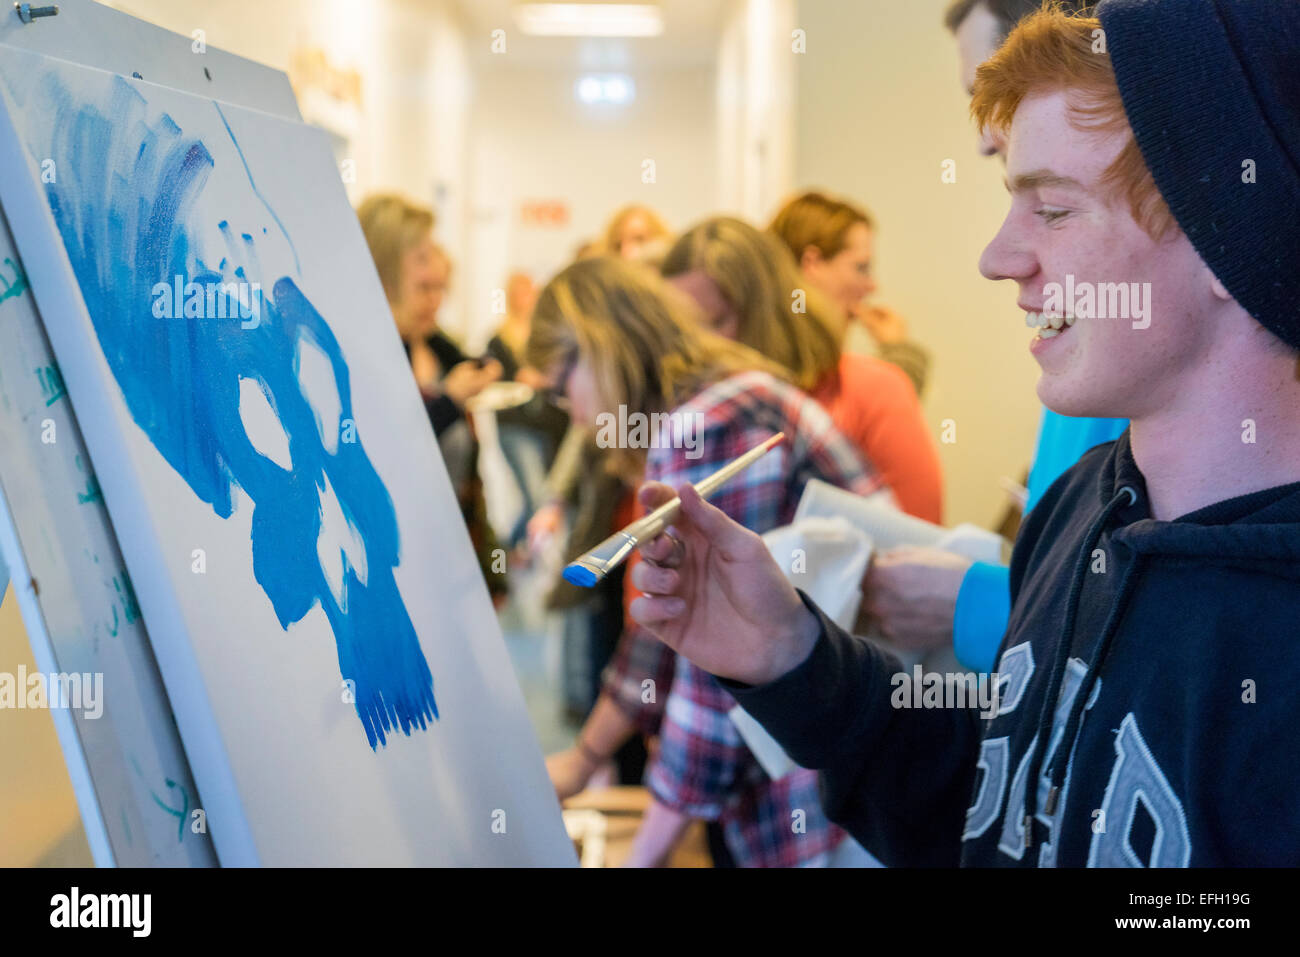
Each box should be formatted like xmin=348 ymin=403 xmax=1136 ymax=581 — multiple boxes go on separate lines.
xmin=520 ymin=201 xmax=570 ymax=227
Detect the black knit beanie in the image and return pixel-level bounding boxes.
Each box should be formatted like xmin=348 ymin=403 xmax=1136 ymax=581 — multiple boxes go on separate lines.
xmin=1097 ymin=0 xmax=1300 ymax=348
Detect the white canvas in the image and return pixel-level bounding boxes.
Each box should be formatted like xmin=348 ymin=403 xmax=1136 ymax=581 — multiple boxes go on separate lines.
xmin=0 ymin=47 xmax=574 ymax=866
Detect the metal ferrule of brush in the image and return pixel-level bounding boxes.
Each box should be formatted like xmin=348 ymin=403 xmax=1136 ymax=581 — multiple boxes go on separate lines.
xmin=563 ymin=502 xmax=680 ymax=587
xmin=560 ymin=432 xmax=785 ymax=589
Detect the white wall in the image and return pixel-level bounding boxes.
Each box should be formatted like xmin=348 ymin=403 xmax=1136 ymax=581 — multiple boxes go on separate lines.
xmin=97 ymin=0 xmax=725 ymax=353
xmin=98 ymin=0 xmax=474 ymax=335
xmin=715 ymin=0 xmax=796 ymax=222
xmin=792 ymin=0 xmax=1042 ymax=526
xmin=463 ymin=64 xmax=717 ymax=352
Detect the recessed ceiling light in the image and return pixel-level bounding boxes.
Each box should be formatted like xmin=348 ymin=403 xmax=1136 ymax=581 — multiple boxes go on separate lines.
xmin=575 ymin=74 xmax=635 ymax=104
xmin=515 ymin=4 xmax=664 ymax=38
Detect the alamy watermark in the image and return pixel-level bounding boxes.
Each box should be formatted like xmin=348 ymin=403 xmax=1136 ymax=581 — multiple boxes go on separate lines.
xmin=1038 ymin=273 xmax=1152 ymax=330
xmin=890 ymin=665 xmax=1000 ymax=720
xmin=50 ymin=887 xmax=150 ymax=937
xmin=594 ymin=405 xmax=704 ymax=460
xmin=151 ymin=276 xmax=262 ymax=329
xmin=0 ymin=666 xmax=103 ymax=719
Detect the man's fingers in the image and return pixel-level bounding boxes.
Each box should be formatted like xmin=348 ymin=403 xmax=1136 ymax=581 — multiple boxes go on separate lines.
xmin=632 ymin=559 xmax=678 ymax=595
xmin=879 ymin=544 xmax=939 ymax=564
xmin=861 ymin=592 xmax=885 ymax=621
xmin=677 ymin=483 xmax=757 ymax=556
xmin=638 ymin=481 xmax=677 ymax=511
xmin=873 ymin=547 xmax=913 ymax=567
xmin=639 ymin=527 xmax=683 ymax=566
xmin=628 ymin=594 xmax=686 ymax=629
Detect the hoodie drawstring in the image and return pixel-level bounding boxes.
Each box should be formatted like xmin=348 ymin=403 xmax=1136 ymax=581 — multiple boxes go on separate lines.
xmin=1042 ymin=556 xmax=1144 ymax=806
xmin=1022 ymin=484 xmax=1138 ymax=849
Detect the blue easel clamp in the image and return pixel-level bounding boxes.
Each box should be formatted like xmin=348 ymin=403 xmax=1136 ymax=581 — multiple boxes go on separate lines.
xmin=14 ymin=3 xmax=59 ymax=24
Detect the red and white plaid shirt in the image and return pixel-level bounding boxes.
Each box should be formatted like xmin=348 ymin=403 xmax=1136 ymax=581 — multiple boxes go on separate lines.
xmin=604 ymin=369 xmax=887 ymax=866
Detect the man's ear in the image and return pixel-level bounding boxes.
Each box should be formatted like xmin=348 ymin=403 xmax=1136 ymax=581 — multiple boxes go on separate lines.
xmin=1209 ymin=273 xmax=1234 ymax=303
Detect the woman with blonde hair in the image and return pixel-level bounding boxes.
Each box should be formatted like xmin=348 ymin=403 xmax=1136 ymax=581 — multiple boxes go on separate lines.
xmin=526 ymin=206 xmax=672 ymax=550
xmin=356 ymin=192 xmax=506 ymax=602
xmin=663 ymin=216 xmax=943 ymax=523
xmin=601 ymin=204 xmax=671 ymax=262
xmin=769 ymin=190 xmax=932 ymax=396
xmin=531 ymin=256 xmax=884 ymax=867
xmin=662 ymin=217 xmax=842 ymax=391
xmin=356 ymin=193 xmax=501 ymax=429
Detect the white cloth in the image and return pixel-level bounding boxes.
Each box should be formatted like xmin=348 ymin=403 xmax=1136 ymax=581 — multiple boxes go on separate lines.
xmin=726 ymin=480 xmax=1005 ymax=867
xmin=729 ymin=514 xmax=873 ymax=782
xmin=728 ymin=512 xmax=885 ymax=868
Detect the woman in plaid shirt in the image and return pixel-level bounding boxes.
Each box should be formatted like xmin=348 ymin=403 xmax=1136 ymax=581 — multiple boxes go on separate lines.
xmin=529 ymin=256 xmax=887 ymax=866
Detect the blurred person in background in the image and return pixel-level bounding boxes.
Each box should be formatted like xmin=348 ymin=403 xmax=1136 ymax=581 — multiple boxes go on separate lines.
xmin=527 ymin=205 xmax=673 ymax=552
xmin=664 ymin=216 xmax=943 ymax=522
xmin=484 ymin=271 xmax=570 ymax=549
xmin=526 ymin=208 xmax=676 ymax=743
xmin=530 ymin=256 xmax=883 ymax=866
xmin=602 ymin=203 xmax=671 ymax=262
xmin=770 ymin=190 xmax=932 ymax=397
xmin=357 ymin=192 xmax=507 ymax=605
xmin=572 ymin=238 xmax=603 ymax=261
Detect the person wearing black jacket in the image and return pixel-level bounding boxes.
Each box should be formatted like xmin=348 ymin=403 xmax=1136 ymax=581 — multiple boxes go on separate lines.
xmin=624 ymin=0 xmax=1300 ymax=867
xmin=405 ymin=328 xmax=498 ymax=438
xmin=357 ymin=193 xmax=506 ymax=603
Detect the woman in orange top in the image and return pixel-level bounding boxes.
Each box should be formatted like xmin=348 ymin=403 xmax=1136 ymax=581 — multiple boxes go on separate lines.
xmin=769 ymin=189 xmax=932 ymax=399
xmin=662 ymin=216 xmax=943 ymax=523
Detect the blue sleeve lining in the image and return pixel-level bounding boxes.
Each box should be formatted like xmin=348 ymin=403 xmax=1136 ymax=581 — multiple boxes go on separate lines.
xmin=953 ymin=561 xmax=1011 ymax=673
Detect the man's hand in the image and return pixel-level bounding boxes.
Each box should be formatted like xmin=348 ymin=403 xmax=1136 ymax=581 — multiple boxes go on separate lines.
xmin=627 ymin=482 xmax=820 ymax=687
xmin=862 ymin=546 xmax=972 ymax=652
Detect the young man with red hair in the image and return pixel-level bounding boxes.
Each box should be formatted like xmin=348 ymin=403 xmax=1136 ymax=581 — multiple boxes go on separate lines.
xmin=626 ymin=0 xmax=1300 ymax=866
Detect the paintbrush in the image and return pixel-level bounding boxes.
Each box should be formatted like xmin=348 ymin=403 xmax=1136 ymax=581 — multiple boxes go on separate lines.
xmin=561 ymin=432 xmax=786 ymax=587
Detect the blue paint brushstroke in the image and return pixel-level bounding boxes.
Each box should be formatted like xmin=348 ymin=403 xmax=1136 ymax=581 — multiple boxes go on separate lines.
xmin=17 ymin=69 xmax=436 ymax=749
xmin=213 ymin=101 xmax=300 ymax=275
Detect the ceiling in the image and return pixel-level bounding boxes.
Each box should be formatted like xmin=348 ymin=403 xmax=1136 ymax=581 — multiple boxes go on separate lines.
xmin=453 ymin=0 xmax=728 ymax=69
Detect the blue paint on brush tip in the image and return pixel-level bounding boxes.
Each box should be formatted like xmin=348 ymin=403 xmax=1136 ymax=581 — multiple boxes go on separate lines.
xmin=563 ymin=564 xmax=598 ymax=588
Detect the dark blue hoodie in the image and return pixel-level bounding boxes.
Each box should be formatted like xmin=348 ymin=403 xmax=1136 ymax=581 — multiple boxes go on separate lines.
xmin=727 ymin=430 xmax=1300 ymax=866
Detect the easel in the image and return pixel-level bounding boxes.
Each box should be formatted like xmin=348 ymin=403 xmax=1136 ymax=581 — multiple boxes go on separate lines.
xmin=0 ymin=0 xmax=298 ymax=866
